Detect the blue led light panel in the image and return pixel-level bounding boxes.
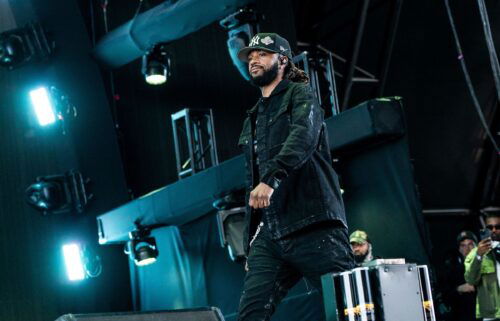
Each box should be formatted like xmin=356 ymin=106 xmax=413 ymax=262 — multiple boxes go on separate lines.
xmin=29 ymin=87 xmax=56 ymax=126
xmin=62 ymin=243 xmax=85 ymax=281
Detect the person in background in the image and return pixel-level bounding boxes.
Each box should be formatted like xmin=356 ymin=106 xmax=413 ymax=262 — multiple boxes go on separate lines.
xmin=350 ymin=230 xmax=374 ymax=267
xmin=464 ymin=213 xmax=500 ymax=321
xmin=441 ymin=230 xmax=478 ymax=321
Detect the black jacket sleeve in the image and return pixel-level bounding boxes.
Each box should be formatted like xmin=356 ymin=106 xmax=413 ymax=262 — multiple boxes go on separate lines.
xmin=260 ymin=83 xmax=323 ymax=189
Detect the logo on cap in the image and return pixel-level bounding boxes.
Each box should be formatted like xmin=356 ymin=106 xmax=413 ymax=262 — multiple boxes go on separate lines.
xmin=249 ymin=35 xmax=260 ymax=46
xmin=261 ymin=36 xmax=274 ymax=45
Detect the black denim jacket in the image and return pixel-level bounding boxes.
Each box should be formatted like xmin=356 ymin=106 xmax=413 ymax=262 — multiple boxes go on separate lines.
xmin=238 ymin=79 xmax=347 ymax=254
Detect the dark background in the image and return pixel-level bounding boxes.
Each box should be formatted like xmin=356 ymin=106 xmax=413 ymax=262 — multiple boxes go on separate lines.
xmin=0 ymin=0 xmax=498 ymax=320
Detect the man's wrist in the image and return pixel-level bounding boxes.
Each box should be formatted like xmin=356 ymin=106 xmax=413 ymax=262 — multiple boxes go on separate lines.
xmin=263 ymin=176 xmax=281 ymax=190
xmin=261 ymin=170 xmax=284 ymax=190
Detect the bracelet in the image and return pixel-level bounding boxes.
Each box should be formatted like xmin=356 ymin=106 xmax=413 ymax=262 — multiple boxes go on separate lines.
xmin=476 ymin=254 xmax=483 ymax=261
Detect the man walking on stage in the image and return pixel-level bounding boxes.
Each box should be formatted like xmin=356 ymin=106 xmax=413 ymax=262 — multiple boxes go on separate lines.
xmin=236 ymin=33 xmax=354 ymax=321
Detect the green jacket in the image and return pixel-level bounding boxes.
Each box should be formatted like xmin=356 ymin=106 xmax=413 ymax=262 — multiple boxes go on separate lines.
xmin=464 ymin=247 xmax=500 ymax=318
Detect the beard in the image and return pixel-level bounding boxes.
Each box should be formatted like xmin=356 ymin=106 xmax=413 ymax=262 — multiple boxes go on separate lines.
xmin=250 ymin=61 xmax=279 ymax=87
xmin=353 ymin=243 xmax=372 ymax=264
xmin=354 ymin=252 xmax=368 ymax=264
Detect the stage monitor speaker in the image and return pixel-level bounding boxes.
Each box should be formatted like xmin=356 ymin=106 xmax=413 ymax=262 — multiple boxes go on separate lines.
xmin=325 ymin=97 xmax=405 ymax=157
xmin=55 ymin=307 xmax=225 ymax=321
xmin=322 ymin=264 xmax=431 ymax=321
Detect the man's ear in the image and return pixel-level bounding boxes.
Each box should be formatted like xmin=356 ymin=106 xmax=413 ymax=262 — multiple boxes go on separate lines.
xmin=279 ymin=57 xmax=288 ymax=69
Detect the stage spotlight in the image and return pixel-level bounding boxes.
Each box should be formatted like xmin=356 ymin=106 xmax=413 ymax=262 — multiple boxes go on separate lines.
xmin=125 ymin=223 xmax=159 ymax=266
xmin=220 ymin=7 xmax=260 ymax=81
xmin=133 ymin=239 xmax=159 ymax=266
xmin=62 ymin=243 xmax=102 ymax=281
xmin=142 ymin=43 xmax=170 ymax=85
xmin=62 ymin=243 xmax=85 ymax=281
xmin=29 ymin=87 xmax=56 ymax=126
xmin=25 ymin=170 xmax=91 ymax=216
xmin=28 ymin=86 xmax=78 ymax=134
xmin=0 ymin=34 xmax=25 ymax=67
xmin=0 ymin=23 xmax=52 ymax=70
xmin=25 ymin=179 xmax=65 ymax=212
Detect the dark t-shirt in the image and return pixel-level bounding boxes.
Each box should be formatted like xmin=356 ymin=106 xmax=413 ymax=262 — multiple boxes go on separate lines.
xmin=440 ymin=251 xmax=477 ymax=321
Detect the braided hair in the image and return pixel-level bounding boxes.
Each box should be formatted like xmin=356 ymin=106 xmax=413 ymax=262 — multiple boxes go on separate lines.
xmin=283 ymin=60 xmax=309 ymax=83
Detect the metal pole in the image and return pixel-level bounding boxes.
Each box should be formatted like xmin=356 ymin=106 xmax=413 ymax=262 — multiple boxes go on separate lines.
xmin=195 ymin=115 xmax=206 ymax=169
xmin=342 ymin=0 xmax=371 ymax=110
xmin=312 ymin=68 xmax=322 ymax=104
xmin=377 ymin=0 xmax=404 ymax=97
xmin=326 ymin=53 xmax=340 ymax=116
xmin=208 ymin=109 xmax=219 ymax=166
xmin=171 ymin=111 xmax=183 ymax=179
xmin=185 ymin=109 xmax=196 ymax=176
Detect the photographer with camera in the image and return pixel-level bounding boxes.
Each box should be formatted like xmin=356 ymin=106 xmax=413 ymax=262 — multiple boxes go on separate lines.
xmin=464 ymin=213 xmax=500 ymax=320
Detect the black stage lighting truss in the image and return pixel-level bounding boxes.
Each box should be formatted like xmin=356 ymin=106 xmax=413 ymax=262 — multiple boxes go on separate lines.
xmin=298 ymin=0 xmax=404 ymax=111
xmin=293 ymin=50 xmax=341 ymax=118
xmin=171 ymin=108 xmax=219 ymax=179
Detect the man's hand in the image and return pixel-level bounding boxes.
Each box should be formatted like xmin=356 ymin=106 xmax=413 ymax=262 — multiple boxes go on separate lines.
xmin=249 ymin=183 xmax=274 ymax=209
xmin=457 ymin=283 xmax=475 ymax=294
xmin=477 ymin=238 xmax=492 ymax=256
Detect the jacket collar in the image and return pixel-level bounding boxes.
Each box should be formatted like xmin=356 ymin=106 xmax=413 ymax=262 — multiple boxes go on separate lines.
xmin=268 ymin=79 xmax=291 ymax=97
xmin=247 ymin=79 xmax=291 ymax=114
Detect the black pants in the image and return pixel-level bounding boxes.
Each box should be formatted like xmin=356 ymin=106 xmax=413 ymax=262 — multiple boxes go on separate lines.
xmin=238 ymin=222 xmax=355 ymax=321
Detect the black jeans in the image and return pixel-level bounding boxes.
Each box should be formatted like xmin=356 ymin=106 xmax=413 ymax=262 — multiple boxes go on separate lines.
xmin=238 ymin=222 xmax=355 ymax=321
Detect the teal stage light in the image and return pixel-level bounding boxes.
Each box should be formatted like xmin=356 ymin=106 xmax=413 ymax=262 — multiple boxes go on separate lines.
xmin=125 ymin=222 xmax=160 ymax=266
xmin=28 ymin=86 xmax=78 ymax=134
xmin=62 ymin=243 xmax=85 ymax=281
xmin=29 ymin=87 xmax=56 ymax=126
xmin=62 ymin=243 xmax=102 ymax=282
xmin=0 ymin=23 xmax=53 ymax=70
xmin=25 ymin=171 xmax=92 ymax=216
xmin=142 ymin=43 xmax=170 ymax=86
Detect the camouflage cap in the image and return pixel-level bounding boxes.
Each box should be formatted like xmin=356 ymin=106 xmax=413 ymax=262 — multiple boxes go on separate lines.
xmin=350 ymin=230 xmax=369 ymax=244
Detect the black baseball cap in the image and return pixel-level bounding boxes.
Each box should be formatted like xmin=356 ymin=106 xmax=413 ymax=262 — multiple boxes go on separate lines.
xmin=457 ymin=230 xmax=478 ymax=245
xmin=237 ymin=33 xmax=293 ymax=62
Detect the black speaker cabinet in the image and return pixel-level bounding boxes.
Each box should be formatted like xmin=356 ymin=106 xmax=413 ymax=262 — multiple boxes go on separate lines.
xmin=55 ymin=307 xmax=225 ymax=321
xmin=325 ymin=97 xmax=405 ymax=156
